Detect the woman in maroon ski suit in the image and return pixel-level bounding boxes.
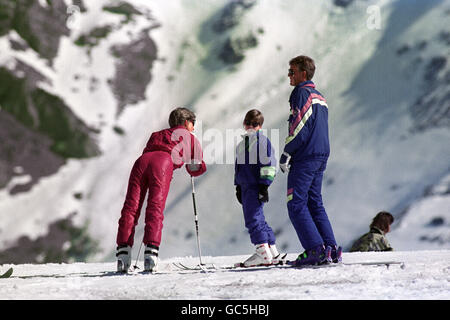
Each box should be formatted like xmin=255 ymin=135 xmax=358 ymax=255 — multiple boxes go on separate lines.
xmin=116 ymin=108 xmax=206 ymax=271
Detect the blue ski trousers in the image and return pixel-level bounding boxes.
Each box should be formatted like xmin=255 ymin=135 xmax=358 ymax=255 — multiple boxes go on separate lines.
xmin=287 ymin=158 xmax=337 ymax=251
xmin=241 ymin=184 xmax=276 ymax=245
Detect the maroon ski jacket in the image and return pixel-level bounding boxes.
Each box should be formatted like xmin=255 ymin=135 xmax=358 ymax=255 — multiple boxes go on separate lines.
xmin=142 ymin=125 xmax=206 ymax=176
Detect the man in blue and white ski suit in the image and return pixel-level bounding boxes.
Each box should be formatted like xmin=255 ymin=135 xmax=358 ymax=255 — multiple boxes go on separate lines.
xmin=280 ymin=55 xmax=342 ymax=266
xmin=235 ymin=109 xmax=284 ymax=267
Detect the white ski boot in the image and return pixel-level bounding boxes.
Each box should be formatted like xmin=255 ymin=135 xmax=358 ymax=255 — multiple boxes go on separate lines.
xmin=243 ymin=243 xmax=273 ymax=267
xmin=269 ymin=244 xmax=287 ymax=265
xmin=144 ymin=244 xmax=159 ymax=272
xmin=116 ymin=245 xmax=131 ymax=273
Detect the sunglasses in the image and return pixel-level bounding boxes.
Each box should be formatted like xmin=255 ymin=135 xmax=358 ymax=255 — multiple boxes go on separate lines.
xmin=244 ymin=120 xmax=260 ymax=127
xmin=288 ymin=68 xmax=295 ymax=76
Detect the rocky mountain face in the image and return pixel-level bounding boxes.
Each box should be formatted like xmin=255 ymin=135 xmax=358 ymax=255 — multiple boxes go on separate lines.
xmin=0 ymin=0 xmax=70 ymax=62
xmin=0 ymin=0 xmax=160 ymax=263
xmin=108 ymin=27 xmax=158 ymax=115
xmin=410 ymin=52 xmax=449 ymax=132
xmin=0 ymin=0 xmax=98 ymax=195
xmin=0 ymin=0 xmax=162 ymax=191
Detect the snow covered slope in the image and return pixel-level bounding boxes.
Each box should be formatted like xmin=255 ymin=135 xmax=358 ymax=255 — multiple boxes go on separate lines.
xmin=0 ymin=0 xmax=449 ymax=263
xmin=1 ymin=250 xmax=449 ymax=300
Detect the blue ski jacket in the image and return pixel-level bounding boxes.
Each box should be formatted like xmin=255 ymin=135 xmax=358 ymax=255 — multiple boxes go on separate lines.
xmin=234 ymin=130 xmax=277 ymax=186
xmin=284 ymin=80 xmax=330 ymax=163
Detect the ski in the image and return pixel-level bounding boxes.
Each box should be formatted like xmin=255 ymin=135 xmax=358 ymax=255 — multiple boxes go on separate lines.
xmin=225 ymin=261 xmax=335 ymax=271
xmin=173 ymin=261 xmax=288 ymax=272
xmin=172 ymin=262 xmax=192 ymax=270
xmin=0 ymin=267 xmax=13 ymax=278
xmin=285 ymin=261 xmax=405 ymax=269
xmin=171 ymin=261 xmax=292 ymax=272
xmin=116 ymin=259 xmax=407 ymax=274
xmin=342 ymin=261 xmax=405 ymax=268
xmin=172 ymin=262 xmax=217 ymax=271
xmin=173 ymin=260 xmax=405 ymax=272
xmin=220 ymin=261 xmax=405 ymax=271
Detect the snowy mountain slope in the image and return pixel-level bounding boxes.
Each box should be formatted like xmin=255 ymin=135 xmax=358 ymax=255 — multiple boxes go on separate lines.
xmin=390 ymin=173 xmax=450 ymax=250
xmin=319 ymin=0 xmax=450 ymax=249
xmin=1 ymin=250 xmax=449 ymax=300
xmin=0 ymin=0 xmax=449 ymax=264
xmin=159 ymin=0 xmax=450 ymax=258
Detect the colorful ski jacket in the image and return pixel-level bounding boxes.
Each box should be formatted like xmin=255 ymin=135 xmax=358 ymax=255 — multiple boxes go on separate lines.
xmin=234 ymin=130 xmax=276 ymax=186
xmin=142 ymin=125 xmax=206 ymax=176
xmin=284 ymin=80 xmax=330 ymax=163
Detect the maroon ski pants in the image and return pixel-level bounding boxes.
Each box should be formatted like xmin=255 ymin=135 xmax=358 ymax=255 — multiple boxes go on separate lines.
xmin=116 ymin=151 xmax=173 ymax=248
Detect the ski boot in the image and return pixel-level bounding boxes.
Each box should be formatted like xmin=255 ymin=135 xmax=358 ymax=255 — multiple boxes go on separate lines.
xmin=116 ymin=245 xmax=131 ymax=273
xmin=289 ymin=244 xmax=331 ymax=267
xmin=269 ymin=244 xmax=287 ymax=265
xmin=144 ymin=244 xmax=159 ymax=272
xmin=243 ymin=243 xmax=273 ymax=267
xmin=331 ymin=245 xmax=343 ymax=263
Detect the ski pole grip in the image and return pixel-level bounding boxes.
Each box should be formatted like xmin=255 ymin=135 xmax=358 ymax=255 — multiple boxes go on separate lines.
xmin=191 ymin=176 xmax=196 ymax=193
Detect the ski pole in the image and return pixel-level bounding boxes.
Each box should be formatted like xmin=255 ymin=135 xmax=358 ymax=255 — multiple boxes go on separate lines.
xmin=191 ymin=176 xmax=204 ymax=266
xmin=133 ymin=242 xmax=143 ymax=270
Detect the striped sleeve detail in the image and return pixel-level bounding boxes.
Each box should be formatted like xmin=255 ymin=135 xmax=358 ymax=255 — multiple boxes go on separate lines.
xmin=287 ymin=188 xmax=294 ymax=202
xmin=260 ymin=166 xmax=276 ymax=181
xmin=285 ymin=107 xmax=313 ymax=145
xmin=311 ymin=95 xmax=328 ymax=108
xmin=286 ymin=93 xmax=328 ymax=145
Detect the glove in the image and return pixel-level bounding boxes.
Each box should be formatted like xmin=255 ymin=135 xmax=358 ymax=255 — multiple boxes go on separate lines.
xmin=235 ymin=185 xmax=242 ymax=204
xmin=186 ymin=163 xmax=201 ymax=172
xmin=279 ymin=152 xmax=291 ymax=173
xmin=258 ymin=184 xmax=269 ymax=203
xmin=186 ymin=161 xmax=206 ymax=177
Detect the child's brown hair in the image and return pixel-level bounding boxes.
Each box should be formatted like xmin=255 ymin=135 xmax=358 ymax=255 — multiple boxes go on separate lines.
xmin=243 ymin=109 xmax=264 ymax=128
xmin=168 ymin=107 xmax=196 ymax=128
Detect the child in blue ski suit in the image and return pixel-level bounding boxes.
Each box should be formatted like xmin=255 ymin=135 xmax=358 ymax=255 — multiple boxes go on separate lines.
xmin=234 ymin=109 xmax=283 ymax=267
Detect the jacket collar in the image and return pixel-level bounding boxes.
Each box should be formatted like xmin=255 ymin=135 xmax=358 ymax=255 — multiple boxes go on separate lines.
xmin=297 ymin=80 xmax=315 ymax=89
xmin=241 ymin=129 xmax=259 ymax=139
xmin=169 ymin=125 xmax=190 ymax=134
xmin=370 ymin=226 xmax=385 ymax=235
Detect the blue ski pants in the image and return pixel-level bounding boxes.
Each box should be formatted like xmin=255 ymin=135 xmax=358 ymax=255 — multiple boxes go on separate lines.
xmin=241 ymin=184 xmax=276 ymax=245
xmin=287 ymin=158 xmax=337 ymax=251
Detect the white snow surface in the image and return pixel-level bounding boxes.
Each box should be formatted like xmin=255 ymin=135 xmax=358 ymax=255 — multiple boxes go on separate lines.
xmin=1 ymin=250 xmax=449 ymax=300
